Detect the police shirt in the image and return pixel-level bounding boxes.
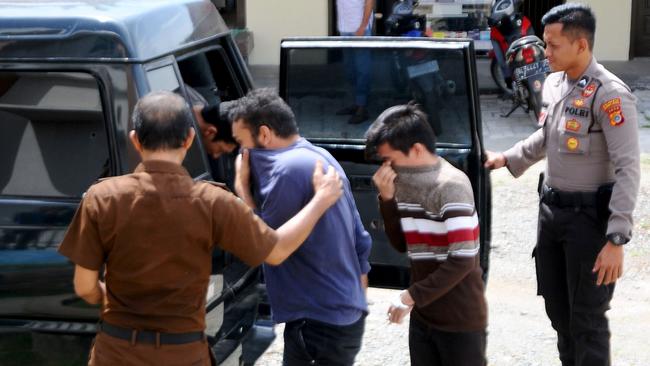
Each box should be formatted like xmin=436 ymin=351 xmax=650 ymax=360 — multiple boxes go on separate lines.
xmin=58 ymin=160 xmax=277 ymax=333
xmin=503 ymin=56 xmax=640 ymax=239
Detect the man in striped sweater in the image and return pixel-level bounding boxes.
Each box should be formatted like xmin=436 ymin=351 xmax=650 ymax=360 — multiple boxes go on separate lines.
xmin=366 ymin=104 xmax=487 ymax=366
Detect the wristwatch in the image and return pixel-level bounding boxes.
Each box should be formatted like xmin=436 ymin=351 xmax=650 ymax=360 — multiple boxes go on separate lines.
xmin=607 ymin=233 xmax=629 ymax=246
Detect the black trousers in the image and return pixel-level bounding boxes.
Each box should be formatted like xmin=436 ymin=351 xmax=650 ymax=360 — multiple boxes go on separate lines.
xmin=282 ymin=315 xmax=365 ymax=366
xmin=535 ymin=201 xmax=615 ymax=366
xmin=408 ymin=317 xmax=486 ymax=366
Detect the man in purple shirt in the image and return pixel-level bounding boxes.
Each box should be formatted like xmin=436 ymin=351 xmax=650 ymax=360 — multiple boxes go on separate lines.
xmin=230 ymin=88 xmax=371 ymax=366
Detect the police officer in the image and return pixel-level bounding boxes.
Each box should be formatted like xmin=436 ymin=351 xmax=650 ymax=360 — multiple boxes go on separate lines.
xmin=484 ymin=4 xmax=640 ymax=366
xmin=58 ymin=91 xmax=343 ymax=365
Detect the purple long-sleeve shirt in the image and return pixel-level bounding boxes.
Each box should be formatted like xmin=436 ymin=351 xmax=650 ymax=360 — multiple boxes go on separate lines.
xmin=248 ymin=138 xmax=371 ymax=325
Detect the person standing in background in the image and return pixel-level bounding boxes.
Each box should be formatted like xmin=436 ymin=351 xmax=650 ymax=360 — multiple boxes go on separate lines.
xmin=336 ymin=0 xmax=374 ymax=124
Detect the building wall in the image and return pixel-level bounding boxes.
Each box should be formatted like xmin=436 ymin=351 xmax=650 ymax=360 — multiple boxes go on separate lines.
xmin=577 ymin=0 xmax=632 ymax=61
xmin=246 ymin=0 xmax=329 ymax=65
xmin=245 ymin=0 xmax=633 ymax=63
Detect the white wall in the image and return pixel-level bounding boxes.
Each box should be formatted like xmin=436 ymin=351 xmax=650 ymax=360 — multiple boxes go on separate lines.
xmin=246 ymin=0 xmax=329 ymax=65
xmin=576 ymin=0 xmax=632 ymax=61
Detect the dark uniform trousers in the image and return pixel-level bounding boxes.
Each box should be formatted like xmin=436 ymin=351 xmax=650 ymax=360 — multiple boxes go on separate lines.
xmin=535 ymin=193 xmax=615 ymax=366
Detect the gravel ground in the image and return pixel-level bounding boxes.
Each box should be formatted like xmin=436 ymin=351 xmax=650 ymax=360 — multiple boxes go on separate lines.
xmin=256 ymin=88 xmax=650 ymax=365
xmin=257 ymin=157 xmax=650 ymax=366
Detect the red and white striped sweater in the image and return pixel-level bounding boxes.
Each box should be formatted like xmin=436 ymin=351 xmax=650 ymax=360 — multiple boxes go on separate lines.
xmin=398 ymin=201 xmax=480 ymax=261
xmin=379 ymin=159 xmax=487 ymax=332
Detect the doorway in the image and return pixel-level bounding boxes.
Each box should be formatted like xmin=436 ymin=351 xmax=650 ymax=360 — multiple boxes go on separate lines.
xmin=631 ymin=0 xmax=650 ymax=57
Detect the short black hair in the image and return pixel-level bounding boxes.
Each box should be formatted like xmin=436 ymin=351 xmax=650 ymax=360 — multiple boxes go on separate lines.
xmin=229 ymin=88 xmax=298 ymax=138
xmin=365 ymin=103 xmax=436 ymax=160
xmin=201 ymin=101 xmax=237 ymax=145
xmin=132 ymin=91 xmax=193 ymax=150
xmin=542 ymin=3 xmax=596 ymax=50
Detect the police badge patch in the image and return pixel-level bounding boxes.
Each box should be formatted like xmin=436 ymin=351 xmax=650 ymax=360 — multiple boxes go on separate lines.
xmin=566 ymin=137 xmax=579 ymax=151
xmin=577 ymin=76 xmax=590 ymax=88
xmin=601 ymin=97 xmax=621 ymax=112
xmin=609 ymin=111 xmax=625 ymax=126
xmin=582 ymin=82 xmax=597 ymax=98
xmin=601 ymin=97 xmax=625 ymax=126
xmin=565 ymin=119 xmax=581 ymax=132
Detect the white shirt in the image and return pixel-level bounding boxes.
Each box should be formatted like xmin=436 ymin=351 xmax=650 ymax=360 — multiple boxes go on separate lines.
xmin=337 ymin=0 xmax=371 ymax=33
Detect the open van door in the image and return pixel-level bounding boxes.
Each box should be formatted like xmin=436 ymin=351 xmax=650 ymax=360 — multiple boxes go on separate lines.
xmin=279 ymin=37 xmax=492 ymax=287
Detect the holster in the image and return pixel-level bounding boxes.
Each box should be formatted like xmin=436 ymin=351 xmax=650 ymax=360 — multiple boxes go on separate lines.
xmin=537 ymin=172 xmax=545 ymax=198
xmin=596 ymin=183 xmax=614 ymax=221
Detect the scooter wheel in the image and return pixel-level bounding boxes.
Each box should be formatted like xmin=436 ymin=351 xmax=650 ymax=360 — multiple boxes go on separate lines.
xmin=490 ymin=58 xmax=513 ymax=95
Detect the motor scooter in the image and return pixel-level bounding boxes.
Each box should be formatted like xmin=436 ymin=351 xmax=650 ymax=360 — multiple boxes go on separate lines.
xmin=488 ymin=0 xmax=534 ymax=94
xmin=488 ymin=0 xmax=549 ymax=120
xmin=504 ymin=35 xmax=549 ymax=119
xmin=385 ymin=0 xmax=455 ymax=135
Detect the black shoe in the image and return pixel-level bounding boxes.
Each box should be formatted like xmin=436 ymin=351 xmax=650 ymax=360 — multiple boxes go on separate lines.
xmin=336 ymin=105 xmax=358 ymax=115
xmin=347 ymin=107 xmax=369 ymax=125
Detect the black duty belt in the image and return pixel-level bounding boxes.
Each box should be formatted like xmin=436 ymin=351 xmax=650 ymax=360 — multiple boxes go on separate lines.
xmin=99 ymin=322 xmax=205 ymax=345
xmin=541 ymin=184 xmax=598 ymax=208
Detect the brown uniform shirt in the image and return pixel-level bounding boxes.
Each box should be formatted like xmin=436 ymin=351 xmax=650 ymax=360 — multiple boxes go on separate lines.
xmin=58 ymin=160 xmax=277 ymax=333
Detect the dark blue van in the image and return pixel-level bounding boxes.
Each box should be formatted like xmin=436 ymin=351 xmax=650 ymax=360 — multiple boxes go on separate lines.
xmin=0 ymin=1 xmax=491 ymax=365
xmin=0 ymin=1 xmax=262 ymax=364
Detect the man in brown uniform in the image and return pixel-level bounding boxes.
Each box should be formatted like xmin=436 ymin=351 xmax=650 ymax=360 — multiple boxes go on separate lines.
xmin=484 ymin=4 xmax=640 ymax=366
xmin=58 ymin=91 xmax=343 ymax=366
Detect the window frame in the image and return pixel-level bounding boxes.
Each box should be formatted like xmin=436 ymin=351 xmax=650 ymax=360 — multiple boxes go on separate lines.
xmin=143 ymin=56 xmax=212 ymax=181
xmin=279 ymin=37 xmax=483 ymax=151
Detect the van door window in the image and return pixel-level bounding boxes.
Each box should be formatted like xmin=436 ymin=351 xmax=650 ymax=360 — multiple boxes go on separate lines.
xmin=145 ymin=63 xmax=209 ymax=180
xmin=176 ymin=46 xmax=246 ymax=187
xmin=0 ymin=71 xmax=109 ymax=198
xmin=283 ymin=46 xmax=474 ymax=147
xmin=176 ymin=46 xmax=254 ymax=290
xmin=176 ymin=46 xmax=245 ymax=105
xmin=147 ymin=65 xmax=181 ymax=92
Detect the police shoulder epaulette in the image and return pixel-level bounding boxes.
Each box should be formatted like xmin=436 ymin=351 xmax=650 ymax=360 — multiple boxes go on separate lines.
xmin=200 ymin=180 xmax=231 ymax=192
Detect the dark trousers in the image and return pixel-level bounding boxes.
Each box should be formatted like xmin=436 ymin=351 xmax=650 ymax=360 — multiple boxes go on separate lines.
xmin=408 ymin=317 xmax=486 ymax=366
xmin=535 ymin=201 xmax=615 ymax=366
xmin=282 ymin=315 xmax=365 ymax=366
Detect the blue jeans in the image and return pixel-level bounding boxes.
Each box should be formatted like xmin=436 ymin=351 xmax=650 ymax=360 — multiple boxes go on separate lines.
xmin=340 ymin=28 xmax=372 ymax=107
xmin=282 ymin=315 xmax=365 ymax=366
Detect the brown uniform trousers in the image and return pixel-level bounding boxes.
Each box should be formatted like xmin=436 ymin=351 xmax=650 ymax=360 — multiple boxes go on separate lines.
xmin=89 ymin=332 xmax=214 ymax=366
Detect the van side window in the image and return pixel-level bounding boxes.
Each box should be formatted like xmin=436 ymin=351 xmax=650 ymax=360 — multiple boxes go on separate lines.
xmin=176 ymin=46 xmax=244 ymax=106
xmin=145 ymin=64 xmax=209 ymax=180
xmin=176 ymin=45 xmax=246 ymax=187
xmin=0 ymin=72 xmax=110 ymax=198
